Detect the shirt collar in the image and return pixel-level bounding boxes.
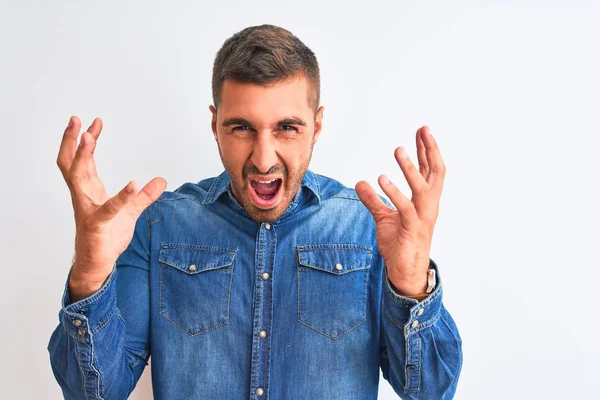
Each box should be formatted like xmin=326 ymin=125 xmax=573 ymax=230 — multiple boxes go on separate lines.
xmin=202 ymin=169 xmax=322 ymax=206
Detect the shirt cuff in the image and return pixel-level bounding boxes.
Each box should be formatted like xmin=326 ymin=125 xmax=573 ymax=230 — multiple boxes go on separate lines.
xmin=59 ymin=264 xmax=118 ymax=339
xmin=383 ymin=258 xmax=443 ymax=335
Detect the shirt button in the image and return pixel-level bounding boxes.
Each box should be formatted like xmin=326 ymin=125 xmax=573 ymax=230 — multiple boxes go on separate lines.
xmin=189 ymin=264 xmax=197 ymax=272
xmin=417 ymin=308 xmax=424 ymax=316
xmin=255 ymin=387 xmax=264 ymax=396
xmin=261 ymin=272 xmax=270 ymax=280
xmin=411 ymin=320 xmax=420 ymax=329
xmin=72 ymin=319 xmax=82 ymax=327
xmin=264 ymin=223 xmax=271 ymax=230
xmin=77 ymin=328 xmax=86 ymax=336
xmin=258 ymin=330 xmax=267 ymax=339
xmin=335 ymin=263 xmax=343 ymax=271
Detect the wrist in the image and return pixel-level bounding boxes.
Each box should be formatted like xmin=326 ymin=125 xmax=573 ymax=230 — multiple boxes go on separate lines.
xmin=389 ymin=277 xmax=428 ymax=297
xmin=68 ymin=265 xmax=113 ymax=302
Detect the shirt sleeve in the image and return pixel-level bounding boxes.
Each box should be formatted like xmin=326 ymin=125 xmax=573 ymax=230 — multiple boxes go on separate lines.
xmin=379 ymin=258 xmax=463 ymax=399
xmin=47 ymin=208 xmax=152 ymax=400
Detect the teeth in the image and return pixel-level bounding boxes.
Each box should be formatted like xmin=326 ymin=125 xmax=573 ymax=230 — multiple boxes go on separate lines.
xmin=254 ymin=179 xmax=276 ymax=184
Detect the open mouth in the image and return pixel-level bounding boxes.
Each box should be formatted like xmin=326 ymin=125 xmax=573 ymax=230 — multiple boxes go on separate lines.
xmin=248 ymin=178 xmax=283 ymax=209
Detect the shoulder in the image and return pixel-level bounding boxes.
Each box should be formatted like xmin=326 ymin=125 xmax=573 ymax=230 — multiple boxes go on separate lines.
xmin=313 ymin=172 xmax=392 ymax=209
xmin=313 ymin=172 xmax=360 ymax=202
xmin=155 ymin=176 xmax=218 ymax=204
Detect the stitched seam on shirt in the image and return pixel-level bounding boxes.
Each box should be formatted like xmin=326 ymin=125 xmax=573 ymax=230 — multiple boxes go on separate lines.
xmin=411 ymin=313 xmax=441 ymax=334
xmin=297 ymin=244 xmax=372 ymax=252
xmin=165 ymin=194 xmax=216 ymax=206
xmin=404 ymin=326 xmax=409 ymax=394
xmin=203 ymin=175 xmax=221 ymax=203
xmin=311 ymin=171 xmax=321 ymax=200
xmin=90 ymin=308 xmax=116 ymax=335
xmin=383 ymin=298 xmax=405 ymax=331
xmin=329 ymin=194 xmax=361 ymax=201
xmin=159 ymin=243 xmax=236 ymax=253
xmin=150 ymin=200 xmax=162 ymax=224
xmin=384 ymin=273 xmax=443 ymax=306
xmin=89 ymin=335 xmax=103 ymax=399
xmin=144 ymin=207 xmax=152 ymax=239
xmin=415 ymin=334 xmax=422 ymax=394
xmin=75 ymin=339 xmax=91 ymax=400
xmin=403 ymin=333 xmax=422 ymax=395
xmin=129 ymin=348 xmax=150 ymax=368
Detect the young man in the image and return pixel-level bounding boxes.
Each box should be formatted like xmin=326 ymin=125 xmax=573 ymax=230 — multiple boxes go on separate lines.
xmin=49 ymin=24 xmax=462 ymax=399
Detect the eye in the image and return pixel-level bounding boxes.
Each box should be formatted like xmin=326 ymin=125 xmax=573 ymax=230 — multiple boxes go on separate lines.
xmin=279 ymin=125 xmax=298 ymax=132
xmin=232 ymin=125 xmax=251 ymax=132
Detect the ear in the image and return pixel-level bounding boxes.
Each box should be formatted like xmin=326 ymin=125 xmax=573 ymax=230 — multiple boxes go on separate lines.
xmin=312 ymin=106 xmax=324 ymax=144
xmin=209 ymin=105 xmax=218 ymax=140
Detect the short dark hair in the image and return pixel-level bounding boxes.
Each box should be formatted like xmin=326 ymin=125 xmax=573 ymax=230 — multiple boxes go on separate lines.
xmin=212 ymin=24 xmax=320 ymax=112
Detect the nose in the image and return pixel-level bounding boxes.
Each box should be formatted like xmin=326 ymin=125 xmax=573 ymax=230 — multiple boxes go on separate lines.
xmin=250 ymin=131 xmax=279 ymax=174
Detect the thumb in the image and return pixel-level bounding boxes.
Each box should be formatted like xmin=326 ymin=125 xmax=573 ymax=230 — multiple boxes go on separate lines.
xmin=95 ymin=180 xmax=138 ymax=224
xmin=95 ymin=177 xmax=167 ymax=224
xmin=355 ymin=180 xmax=389 ymax=221
xmin=128 ymin=177 xmax=168 ymax=214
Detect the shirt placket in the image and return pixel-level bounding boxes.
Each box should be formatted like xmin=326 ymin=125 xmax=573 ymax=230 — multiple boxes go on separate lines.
xmin=250 ymin=222 xmax=276 ymax=399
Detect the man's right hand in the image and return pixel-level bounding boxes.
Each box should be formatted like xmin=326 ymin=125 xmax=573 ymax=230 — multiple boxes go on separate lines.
xmin=57 ymin=116 xmax=167 ymax=302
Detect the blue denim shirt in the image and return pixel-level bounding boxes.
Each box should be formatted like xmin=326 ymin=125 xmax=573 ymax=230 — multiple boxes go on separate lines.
xmin=48 ymin=170 xmax=462 ymax=400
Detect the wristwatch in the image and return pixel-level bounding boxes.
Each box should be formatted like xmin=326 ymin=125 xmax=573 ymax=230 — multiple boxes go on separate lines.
xmin=426 ymin=269 xmax=436 ymax=294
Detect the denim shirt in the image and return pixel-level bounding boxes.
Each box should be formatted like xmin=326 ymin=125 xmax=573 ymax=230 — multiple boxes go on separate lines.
xmin=48 ymin=170 xmax=462 ymax=400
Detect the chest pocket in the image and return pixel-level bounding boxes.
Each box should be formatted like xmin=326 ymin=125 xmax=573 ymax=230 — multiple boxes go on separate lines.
xmin=158 ymin=245 xmax=236 ymax=336
xmin=297 ymin=245 xmax=372 ymax=339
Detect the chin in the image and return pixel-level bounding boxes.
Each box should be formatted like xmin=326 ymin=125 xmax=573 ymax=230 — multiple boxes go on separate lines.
xmin=244 ymin=196 xmax=291 ymax=223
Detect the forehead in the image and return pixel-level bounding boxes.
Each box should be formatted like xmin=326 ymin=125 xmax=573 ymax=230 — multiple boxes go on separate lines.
xmin=219 ymin=76 xmax=312 ymax=119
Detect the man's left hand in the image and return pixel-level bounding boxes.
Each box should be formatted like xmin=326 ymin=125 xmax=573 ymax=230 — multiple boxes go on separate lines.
xmin=356 ymin=126 xmax=446 ymax=297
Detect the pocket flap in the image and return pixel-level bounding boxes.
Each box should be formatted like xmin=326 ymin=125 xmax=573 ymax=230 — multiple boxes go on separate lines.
xmin=159 ymin=245 xmax=235 ymax=274
xmin=297 ymin=245 xmax=372 ymax=275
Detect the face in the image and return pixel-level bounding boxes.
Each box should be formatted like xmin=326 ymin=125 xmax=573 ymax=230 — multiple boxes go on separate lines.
xmin=210 ymin=75 xmax=324 ymax=222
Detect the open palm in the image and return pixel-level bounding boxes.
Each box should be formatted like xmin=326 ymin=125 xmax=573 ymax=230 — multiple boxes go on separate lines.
xmin=57 ymin=116 xmax=166 ymax=285
xmin=356 ymin=126 xmax=446 ymax=296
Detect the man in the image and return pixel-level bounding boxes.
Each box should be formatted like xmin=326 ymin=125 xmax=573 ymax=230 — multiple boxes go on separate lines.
xmin=48 ymin=24 xmax=462 ymax=399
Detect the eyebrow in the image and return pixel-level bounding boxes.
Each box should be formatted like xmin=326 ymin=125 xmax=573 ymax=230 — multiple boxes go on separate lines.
xmin=222 ymin=117 xmax=307 ymax=128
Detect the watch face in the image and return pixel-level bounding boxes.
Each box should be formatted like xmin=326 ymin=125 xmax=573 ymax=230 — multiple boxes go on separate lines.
xmin=426 ymin=269 xmax=436 ymax=293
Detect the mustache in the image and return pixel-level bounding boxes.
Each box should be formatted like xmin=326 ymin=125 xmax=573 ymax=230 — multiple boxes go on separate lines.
xmin=243 ymin=164 xmax=287 ymax=179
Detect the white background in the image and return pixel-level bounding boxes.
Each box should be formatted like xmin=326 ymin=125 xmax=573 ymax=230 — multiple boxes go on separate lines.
xmin=1 ymin=0 xmax=598 ymax=399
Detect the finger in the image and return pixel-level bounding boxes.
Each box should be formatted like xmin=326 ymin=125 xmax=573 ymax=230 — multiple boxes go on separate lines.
xmin=80 ymin=125 xmax=100 ymax=176
xmin=421 ymin=126 xmax=446 ymax=190
xmin=85 ymin=117 xmax=103 ymax=140
xmin=57 ymin=115 xmax=82 ymax=178
xmin=69 ymin=131 xmax=97 ymax=182
xmin=377 ymin=175 xmax=417 ymax=229
xmin=355 ymin=180 xmax=391 ymax=221
xmin=416 ymin=127 xmax=430 ymax=179
xmin=394 ymin=146 xmax=427 ymax=194
xmin=77 ymin=120 xmax=102 ymax=177
xmin=94 ymin=180 xmax=138 ymax=224
xmin=128 ymin=177 xmax=168 ymax=214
